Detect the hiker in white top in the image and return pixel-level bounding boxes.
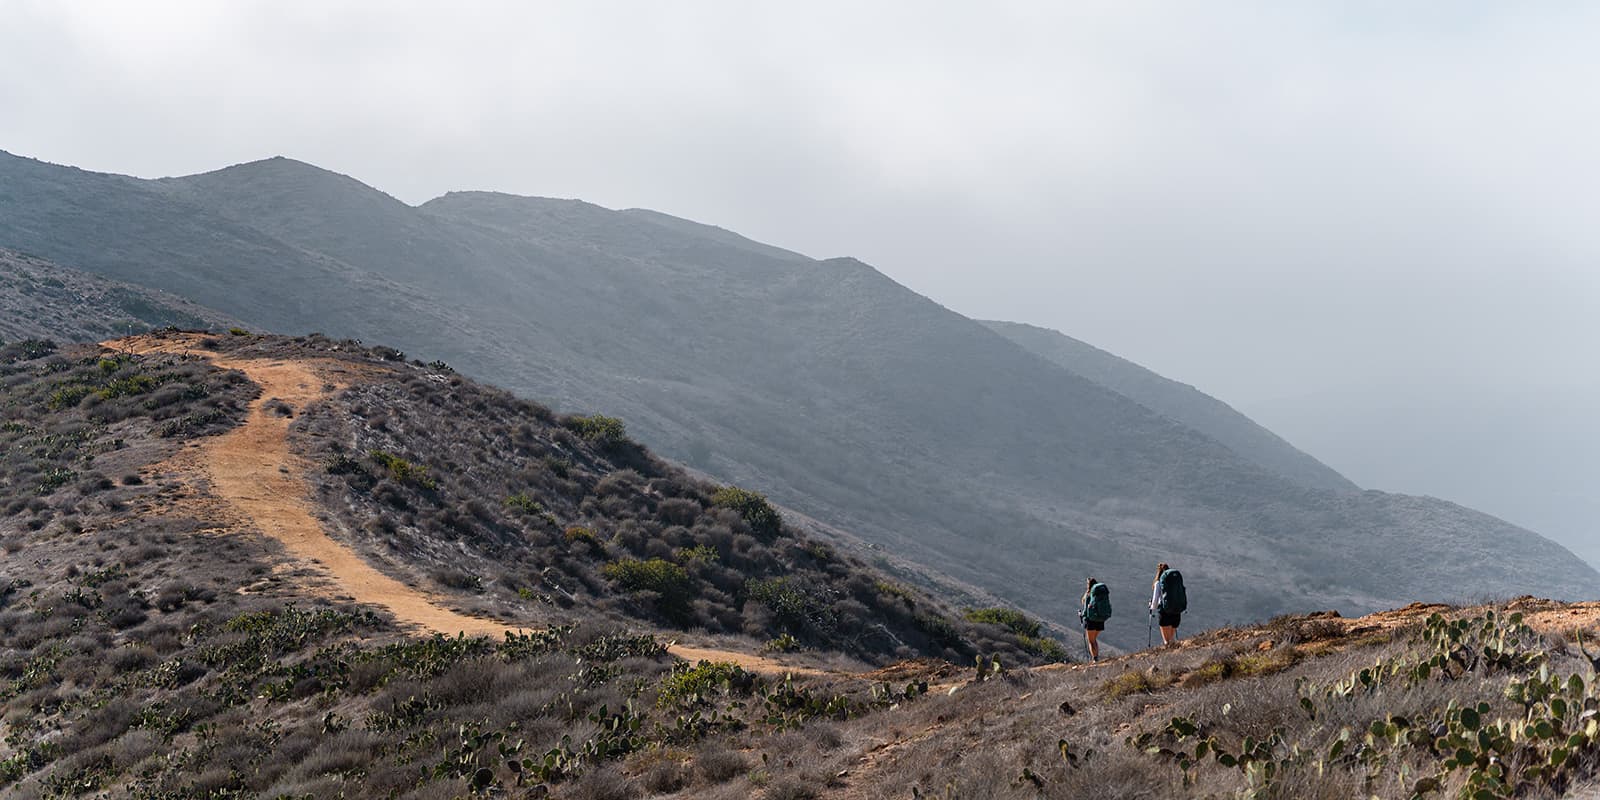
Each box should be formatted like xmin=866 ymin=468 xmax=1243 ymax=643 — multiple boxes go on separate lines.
xmin=1150 ymin=561 xmax=1185 ymax=646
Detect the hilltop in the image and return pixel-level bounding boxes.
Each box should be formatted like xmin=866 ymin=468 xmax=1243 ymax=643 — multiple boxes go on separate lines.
xmin=0 ymin=150 xmax=1593 ymax=641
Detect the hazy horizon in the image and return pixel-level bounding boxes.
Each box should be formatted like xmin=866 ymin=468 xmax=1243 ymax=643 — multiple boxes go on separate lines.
xmin=2 ymin=1 xmax=1594 ymax=565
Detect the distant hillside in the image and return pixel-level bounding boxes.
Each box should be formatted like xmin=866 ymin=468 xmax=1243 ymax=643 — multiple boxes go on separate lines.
xmin=982 ymin=320 xmax=1356 ymax=492
xmin=0 ymin=149 xmax=1592 ymax=642
xmin=0 ymin=153 xmax=473 ymax=363
xmin=0 ymin=249 xmax=236 ymax=342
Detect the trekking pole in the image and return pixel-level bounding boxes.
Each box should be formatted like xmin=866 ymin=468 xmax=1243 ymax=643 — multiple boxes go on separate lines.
xmin=1148 ymin=608 xmax=1153 ymax=649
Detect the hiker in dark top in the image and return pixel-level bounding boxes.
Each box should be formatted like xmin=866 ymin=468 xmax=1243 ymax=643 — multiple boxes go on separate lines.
xmin=1080 ymin=577 xmax=1111 ymax=662
xmin=1150 ymin=562 xmax=1186 ymax=646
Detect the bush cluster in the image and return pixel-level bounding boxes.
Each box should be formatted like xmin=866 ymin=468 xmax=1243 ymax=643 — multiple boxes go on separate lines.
xmin=603 ymin=558 xmax=692 ymax=603
xmin=0 ymin=331 xmax=986 ymax=799
xmin=564 ymin=414 xmax=629 ymax=451
xmin=0 ymin=342 xmax=250 ymax=517
xmin=292 ymin=339 xmax=1047 ymax=666
xmin=367 ymin=449 xmax=436 ymax=490
xmin=711 ymin=487 xmax=782 ymax=538
xmin=963 ymin=607 xmax=1067 ymax=662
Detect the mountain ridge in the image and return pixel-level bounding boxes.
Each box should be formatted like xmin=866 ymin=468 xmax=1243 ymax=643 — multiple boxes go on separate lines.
xmin=0 ymin=148 xmax=1590 ymax=642
xmin=4 ymin=331 xmax=1597 ymax=796
xmin=0 ymin=248 xmax=239 ymax=341
xmin=982 ymin=319 xmax=1358 ymax=492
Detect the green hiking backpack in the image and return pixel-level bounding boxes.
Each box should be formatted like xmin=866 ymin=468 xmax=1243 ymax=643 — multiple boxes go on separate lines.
xmin=1158 ymin=569 xmax=1187 ymax=613
xmin=1084 ymin=582 xmax=1112 ymax=622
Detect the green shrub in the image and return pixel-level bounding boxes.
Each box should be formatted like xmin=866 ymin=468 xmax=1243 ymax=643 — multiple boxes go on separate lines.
xmin=964 ymin=607 xmax=1069 ymax=660
xmin=1016 ymin=634 xmax=1068 ymax=663
xmin=324 ymin=453 xmax=366 ymax=476
xmin=746 ymin=577 xmax=834 ymax=633
xmin=567 ymin=414 xmax=629 ymax=450
xmin=875 ymin=581 xmax=915 ymax=605
xmin=433 ymin=568 xmax=484 ymax=593
xmin=98 ymin=373 xmax=159 ymax=400
xmin=763 ymin=634 xmax=802 ymax=654
xmin=657 ymin=661 xmax=757 ymax=707
xmin=803 ymin=542 xmax=833 ymax=561
xmin=369 ymin=450 xmax=437 ymax=490
xmin=1 ymin=339 xmax=55 ymax=363
xmin=913 ymin=612 xmax=964 ymax=649
xmin=37 ymin=467 xmax=77 ymax=495
xmin=46 ymin=384 xmax=93 ymax=410
xmin=0 ymin=746 xmax=54 ymax=789
xmin=504 ymin=492 xmax=544 ymax=515
xmin=963 ymin=607 xmax=1041 ymax=638
xmin=603 ymin=558 xmax=692 ymax=601
xmin=565 ymin=526 xmax=601 ymax=549
xmin=228 ymin=327 xmax=249 ymax=336
xmin=356 ymin=633 xmax=496 ymax=681
xmin=711 ymin=487 xmax=781 ymax=538
xmin=675 ymin=544 xmax=718 ymax=564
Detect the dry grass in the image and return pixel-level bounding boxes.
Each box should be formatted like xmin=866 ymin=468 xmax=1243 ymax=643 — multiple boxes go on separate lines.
xmin=8 ymin=335 xmax=1600 ymax=800
xmin=1101 ymin=667 xmax=1175 ymax=699
xmin=1178 ymin=643 xmax=1304 ymax=688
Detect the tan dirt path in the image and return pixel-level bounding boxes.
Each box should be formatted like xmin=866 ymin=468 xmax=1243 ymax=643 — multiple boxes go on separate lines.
xmin=131 ymin=333 xmax=1597 ymax=681
xmin=107 ymin=333 xmax=824 ymax=675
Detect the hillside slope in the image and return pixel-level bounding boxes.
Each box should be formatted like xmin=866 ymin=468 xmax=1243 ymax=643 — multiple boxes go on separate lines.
xmin=0 ymin=152 xmax=483 ymax=368
xmin=0 ymin=249 xmax=237 ymax=342
xmin=6 ymin=332 xmax=1600 ymax=798
xmin=982 ymin=319 xmax=1357 ymax=492
xmin=0 ymin=329 xmax=1069 ymax=793
xmin=0 ymin=150 xmax=1592 ymax=641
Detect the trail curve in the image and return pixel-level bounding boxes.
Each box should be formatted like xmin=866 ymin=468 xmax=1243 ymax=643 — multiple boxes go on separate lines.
xmin=109 ymin=334 xmax=824 ymax=674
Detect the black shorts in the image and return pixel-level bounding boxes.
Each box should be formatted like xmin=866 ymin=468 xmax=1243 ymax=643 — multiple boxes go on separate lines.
xmin=1159 ymin=611 xmax=1182 ymax=628
xmin=1084 ymin=619 xmax=1105 ymax=632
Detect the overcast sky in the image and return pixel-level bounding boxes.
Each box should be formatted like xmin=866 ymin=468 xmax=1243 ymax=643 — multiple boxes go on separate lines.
xmin=3 ymin=1 xmax=1596 ymax=562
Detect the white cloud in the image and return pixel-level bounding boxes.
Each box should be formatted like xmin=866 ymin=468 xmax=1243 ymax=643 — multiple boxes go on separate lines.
xmin=1 ymin=0 xmax=1595 ymax=554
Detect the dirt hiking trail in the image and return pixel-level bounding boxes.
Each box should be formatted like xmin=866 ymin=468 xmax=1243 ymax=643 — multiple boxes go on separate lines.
xmin=105 ymin=334 xmax=1600 ymax=682
xmin=109 ymin=334 xmax=820 ymax=675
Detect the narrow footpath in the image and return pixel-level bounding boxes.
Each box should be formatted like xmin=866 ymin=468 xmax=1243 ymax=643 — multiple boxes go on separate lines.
xmin=112 ymin=334 xmax=821 ymax=675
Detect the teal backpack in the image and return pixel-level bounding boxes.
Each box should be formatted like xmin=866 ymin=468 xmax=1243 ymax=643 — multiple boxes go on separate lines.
xmin=1084 ymin=582 xmax=1112 ymax=622
xmin=1159 ymin=569 xmax=1187 ymax=613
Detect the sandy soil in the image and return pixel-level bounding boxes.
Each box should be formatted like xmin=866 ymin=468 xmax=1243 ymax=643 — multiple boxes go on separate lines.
xmin=110 ymin=333 xmax=1600 ymax=683
xmin=107 ymin=333 xmax=824 ymax=674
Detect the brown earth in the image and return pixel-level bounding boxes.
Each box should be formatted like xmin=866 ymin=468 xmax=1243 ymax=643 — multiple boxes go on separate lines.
xmin=103 ymin=334 xmax=1600 ymax=686
xmin=834 ymin=600 xmax=1600 ymax=798
xmin=93 ymin=333 xmax=1600 ymax=799
xmin=107 ymin=333 xmax=824 ymax=676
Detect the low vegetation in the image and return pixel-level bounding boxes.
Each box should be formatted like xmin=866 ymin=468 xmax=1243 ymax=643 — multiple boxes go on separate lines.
xmin=0 ymin=250 xmax=235 ymax=344
xmin=0 ymin=340 xmax=251 ymax=526
xmin=965 ymin=607 xmax=1070 ymax=662
xmin=7 ymin=332 xmax=1600 ymax=799
xmin=0 ymin=334 xmax=953 ymax=797
xmin=244 ymin=332 xmax=1051 ymax=665
xmin=709 ymin=487 xmax=782 ymax=539
xmin=563 ymin=413 xmax=629 ymax=451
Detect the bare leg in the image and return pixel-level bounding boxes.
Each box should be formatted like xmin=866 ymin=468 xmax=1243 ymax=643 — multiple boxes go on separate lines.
xmin=1160 ymin=625 xmax=1178 ymax=646
xmin=1086 ymin=629 xmax=1100 ymax=661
